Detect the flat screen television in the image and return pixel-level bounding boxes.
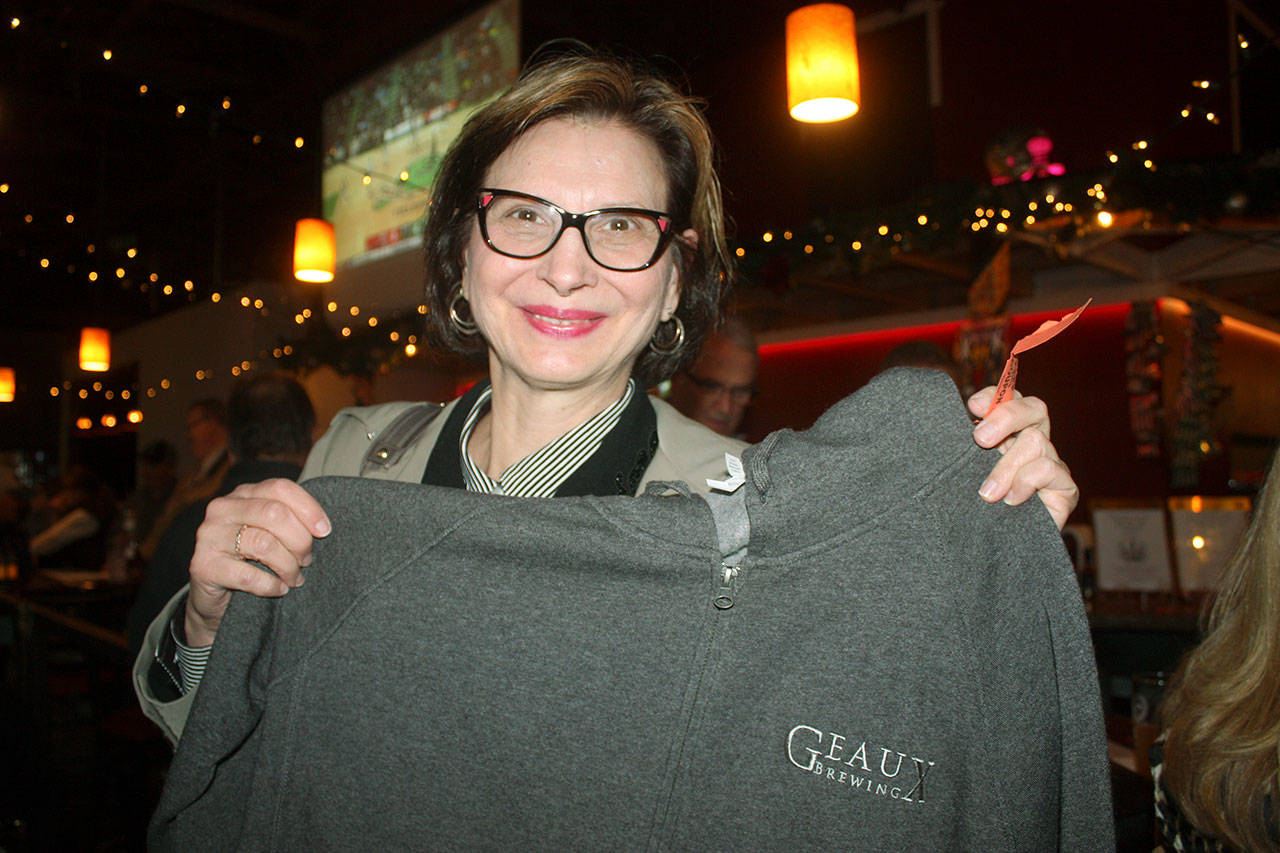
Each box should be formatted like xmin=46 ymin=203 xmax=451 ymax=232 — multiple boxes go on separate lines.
xmin=321 ymin=0 xmax=520 ymax=280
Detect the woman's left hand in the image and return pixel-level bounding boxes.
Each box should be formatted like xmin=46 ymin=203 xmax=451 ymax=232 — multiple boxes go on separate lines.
xmin=966 ymin=387 xmax=1078 ymax=530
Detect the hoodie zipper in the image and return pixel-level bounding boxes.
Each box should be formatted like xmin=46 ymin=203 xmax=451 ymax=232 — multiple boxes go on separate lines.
xmin=648 ymin=554 xmax=743 ymax=849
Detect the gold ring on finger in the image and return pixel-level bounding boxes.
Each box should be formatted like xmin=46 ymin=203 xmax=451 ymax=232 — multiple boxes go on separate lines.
xmin=234 ymin=523 xmax=250 ymax=561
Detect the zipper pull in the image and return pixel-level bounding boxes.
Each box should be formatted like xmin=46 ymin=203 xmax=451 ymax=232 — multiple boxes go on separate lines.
xmin=714 ymin=562 xmax=739 ymax=610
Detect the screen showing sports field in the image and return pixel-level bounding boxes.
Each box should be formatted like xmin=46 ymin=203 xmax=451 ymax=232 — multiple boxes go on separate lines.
xmin=321 ymin=0 xmax=520 ymax=269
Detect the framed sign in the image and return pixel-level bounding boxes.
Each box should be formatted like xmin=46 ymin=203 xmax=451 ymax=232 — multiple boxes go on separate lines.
xmin=1091 ymin=501 xmax=1175 ymax=592
xmin=1167 ymin=496 xmax=1252 ymax=591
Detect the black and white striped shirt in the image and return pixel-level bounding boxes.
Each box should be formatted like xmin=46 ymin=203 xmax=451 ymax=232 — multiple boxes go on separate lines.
xmin=458 ymin=380 xmax=636 ymax=498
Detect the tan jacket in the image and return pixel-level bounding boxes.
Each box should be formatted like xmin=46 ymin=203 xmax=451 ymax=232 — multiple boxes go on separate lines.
xmin=298 ymin=395 xmax=744 ymax=490
xmin=134 ymin=395 xmax=745 ymax=743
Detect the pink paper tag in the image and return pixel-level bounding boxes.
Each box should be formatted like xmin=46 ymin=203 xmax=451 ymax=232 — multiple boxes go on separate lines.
xmin=985 ymin=299 xmax=1092 ymax=416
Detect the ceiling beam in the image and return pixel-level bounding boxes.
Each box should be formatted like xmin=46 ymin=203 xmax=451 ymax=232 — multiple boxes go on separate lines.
xmin=1011 ymin=229 xmax=1155 ymax=281
xmin=857 ymin=0 xmax=945 ymax=107
xmin=1158 ymin=233 xmax=1260 ymax=280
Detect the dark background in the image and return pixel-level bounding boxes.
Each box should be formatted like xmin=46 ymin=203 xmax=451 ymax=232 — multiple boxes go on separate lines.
xmin=3 ymin=0 xmax=1272 ymax=329
xmin=0 ymin=4 xmax=1275 ymax=847
xmin=0 ymin=0 xmax=1276 ymax=466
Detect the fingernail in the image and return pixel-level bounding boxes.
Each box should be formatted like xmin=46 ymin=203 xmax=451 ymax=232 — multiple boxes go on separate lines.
xmin=316 ymin=518 xmax=331 ymax=537
xmin=294 ymin=573 xmax=306 ymax=588
xmin=979 ymin=478 xmax=1000 ymax=500
xmin=973 ymin=421 xmax=995 ymax=444
xmin=277 ymin=582 xmax=290 ymax=595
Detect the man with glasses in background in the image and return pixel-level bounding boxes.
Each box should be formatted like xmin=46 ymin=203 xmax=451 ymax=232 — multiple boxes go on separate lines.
xmin=667 ymin=314 xmax=758 ymax=438
xmin=138 ymin=399 xmax=230 ymax=562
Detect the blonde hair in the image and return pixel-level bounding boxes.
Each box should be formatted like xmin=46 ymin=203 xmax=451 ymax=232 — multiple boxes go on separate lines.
xmin=423 ymin=47 xmax=732 ymax=385
xmin=1160 ymin=449 xmax=1280 ymax=850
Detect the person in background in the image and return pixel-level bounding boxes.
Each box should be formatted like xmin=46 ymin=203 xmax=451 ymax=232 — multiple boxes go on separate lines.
xmin=28 ymin=465 xmax=118 ymax=569
xmin=102 ymin=440 xmax=179 ymax=576
xmin=127 ymin=373 xmax=314 ymax=661
xmin=666 ymin=315 xmax=758 ymax=437
xmin=880 ymin=339 xmax=962 ymax=389
xmin=138 ymin=400 xmax=230 ymax=562
xmin=1153 ymin=448 xmax=1280 ymax=851
xmin=129 ymin=440 xmax=179 ymax=544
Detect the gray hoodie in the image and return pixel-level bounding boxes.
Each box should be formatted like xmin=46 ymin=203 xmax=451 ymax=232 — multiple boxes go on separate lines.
xmin=151 ymin=369 xmax=1113 ymax=851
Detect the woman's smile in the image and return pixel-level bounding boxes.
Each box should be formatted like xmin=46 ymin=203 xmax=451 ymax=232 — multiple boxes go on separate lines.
xmin=521 ymin=304 xmax=606 ymax=338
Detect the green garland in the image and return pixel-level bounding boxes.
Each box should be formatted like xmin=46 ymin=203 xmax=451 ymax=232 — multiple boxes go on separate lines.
xmin=730 ymin=153 xmax=1280 ymax=292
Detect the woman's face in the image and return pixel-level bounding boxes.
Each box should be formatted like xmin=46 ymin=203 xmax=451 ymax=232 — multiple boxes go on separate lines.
xmin=461 ymin=117 xmax=687 ymax=402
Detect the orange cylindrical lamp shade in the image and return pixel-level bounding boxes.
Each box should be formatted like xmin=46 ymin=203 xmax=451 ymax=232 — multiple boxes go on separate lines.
xmin=786 ymin=3 xmax=860 ymax=123
xmin=0 ymin=368 xmax=14 ymax=402
xmin=79 ymin=327 xmax=111 ymax=372
xmin=294 ymin=218 xmax=336 ymax=283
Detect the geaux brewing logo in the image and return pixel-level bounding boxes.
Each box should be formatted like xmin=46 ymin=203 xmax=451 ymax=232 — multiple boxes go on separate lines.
xmin=787 ymin=724 xmax=935 ymax=804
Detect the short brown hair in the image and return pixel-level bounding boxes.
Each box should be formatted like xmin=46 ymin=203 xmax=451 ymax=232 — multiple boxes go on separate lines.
xmin=422 ymin=48 xmax=731 ymax=386
xmin=227 ymin=372 xmax=315 ymax=461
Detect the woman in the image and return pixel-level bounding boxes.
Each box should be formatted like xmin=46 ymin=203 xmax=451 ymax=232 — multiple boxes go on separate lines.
xmin=1154 ymin=450 xmax=1280 ymax=851
xmin=134 ymin=49 xmax=1078 ymax=738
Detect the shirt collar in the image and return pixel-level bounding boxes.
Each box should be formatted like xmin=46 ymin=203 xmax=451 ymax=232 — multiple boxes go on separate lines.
xmin=458 ymin=380 xmax=636 ymax=498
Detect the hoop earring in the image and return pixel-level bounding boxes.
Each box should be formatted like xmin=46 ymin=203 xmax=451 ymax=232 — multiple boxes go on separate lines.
xmin=448 ymin=288 xmax=478 ymax=336
xmin=648 ymin=315 xmax=685 ymax=355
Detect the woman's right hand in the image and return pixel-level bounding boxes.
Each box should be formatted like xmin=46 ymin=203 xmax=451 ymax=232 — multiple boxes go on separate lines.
xmin=184 ymin=478 xmax=331 ymax=647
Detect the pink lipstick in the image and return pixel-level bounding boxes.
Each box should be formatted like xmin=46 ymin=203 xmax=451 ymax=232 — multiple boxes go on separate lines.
xmin=521 ymin=305 xmax=605 ymax=338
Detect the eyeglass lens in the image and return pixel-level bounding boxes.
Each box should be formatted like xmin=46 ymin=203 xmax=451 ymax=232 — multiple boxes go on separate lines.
xmin=481 ymin=192 xmax=668 ymax=271
xmin=685 ymin=371 xmax=755 ymax=402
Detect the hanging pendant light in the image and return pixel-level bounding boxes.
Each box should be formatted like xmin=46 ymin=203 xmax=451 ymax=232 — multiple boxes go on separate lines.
xmin=294 ymin=218 xmax=336 ymax=283
xmin=79 ymin=327 xmax=111 ymax=372
xmin=787 ymin=3 xmax=861 ymax=123
xmin=0 ymin=368 xmax=14 ymax=402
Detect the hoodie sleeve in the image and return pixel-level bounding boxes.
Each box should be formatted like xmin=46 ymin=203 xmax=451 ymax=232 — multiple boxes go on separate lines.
xmin=147 ymin=590 xmax=277 ymax=851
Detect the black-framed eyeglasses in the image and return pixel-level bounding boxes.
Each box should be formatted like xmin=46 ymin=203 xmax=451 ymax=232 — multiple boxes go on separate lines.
xmin=477 ymin=188 xmax=679 ymax=272
xmin=683 ymin=370 xmax=757 ymax=403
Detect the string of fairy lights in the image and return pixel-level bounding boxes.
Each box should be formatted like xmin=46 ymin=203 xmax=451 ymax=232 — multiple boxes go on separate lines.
xmin=46 ymin=294 xmax=435 ymax=432
xmin=2 ymin=11 xmax=440 ymax=426
xmin=1 ymin=13 xmax=432 ymax=302
xmin=2 ymin=10 xmax=1275 ymax=432
xmin=2 ymin=15 xmax=303 ymax=308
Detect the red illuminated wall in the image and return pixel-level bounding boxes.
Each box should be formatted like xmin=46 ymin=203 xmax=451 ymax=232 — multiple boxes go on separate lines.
xmin=743 ymin=302 xmax=1172 ymax=523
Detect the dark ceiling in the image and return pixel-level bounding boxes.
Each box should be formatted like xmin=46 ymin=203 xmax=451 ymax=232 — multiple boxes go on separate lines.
xmin=1 ymin=0 xmax=482 ymax=334
xmin=0 ymin=0 xmax=811 ymax=336
xmin=2 ymin=0 xmax=1278 ymax=348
